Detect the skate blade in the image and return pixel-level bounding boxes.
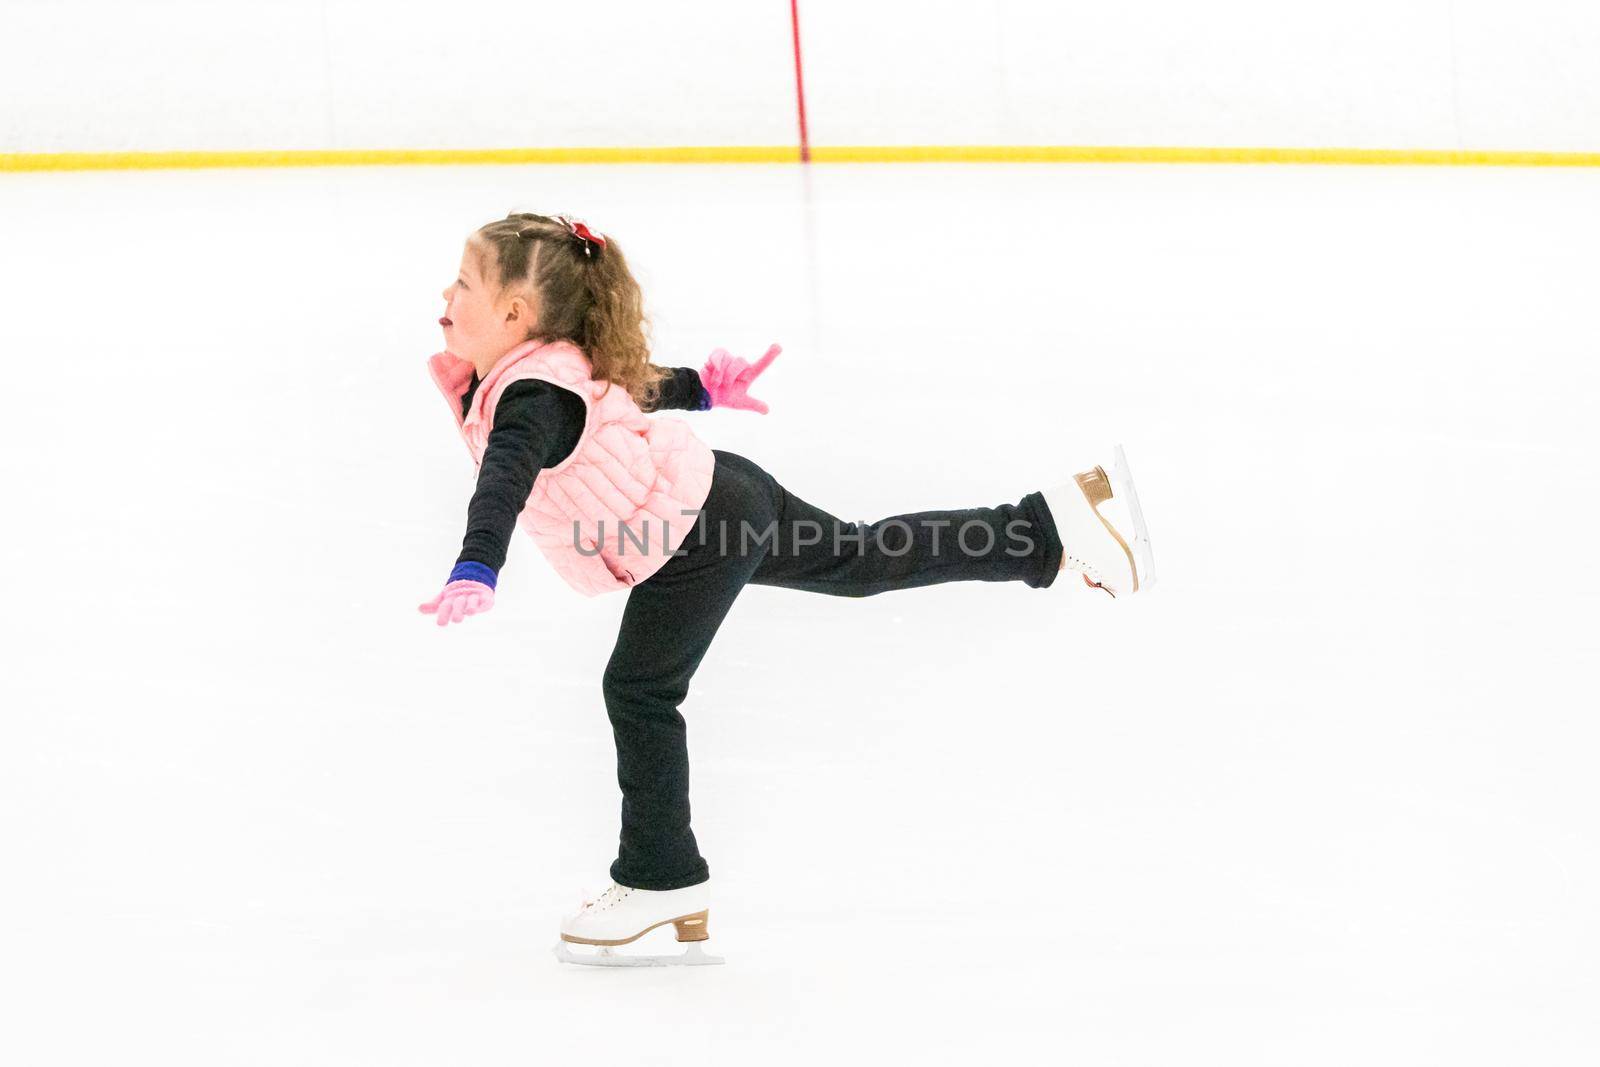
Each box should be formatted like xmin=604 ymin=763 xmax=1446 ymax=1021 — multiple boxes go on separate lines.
xmin=1110 ymin=444 xmax=1156 ymax=591
xmin=552 ymin=941 xmax=725 ymax=967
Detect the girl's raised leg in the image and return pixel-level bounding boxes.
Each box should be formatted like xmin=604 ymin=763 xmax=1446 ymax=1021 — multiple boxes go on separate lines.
xmin=741 ymin=466 xmax=1065 ymax=596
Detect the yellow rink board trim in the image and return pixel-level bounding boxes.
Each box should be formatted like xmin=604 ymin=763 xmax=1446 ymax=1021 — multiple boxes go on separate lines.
xmin=4 ymin=144 xmax=1599 ymax=172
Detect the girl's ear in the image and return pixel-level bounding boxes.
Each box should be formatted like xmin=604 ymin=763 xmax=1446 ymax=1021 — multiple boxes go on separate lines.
xmin=509 ymin=292 xmax=538 ymax=328
xmin=502 ymin=295 xmax=525 ymax=324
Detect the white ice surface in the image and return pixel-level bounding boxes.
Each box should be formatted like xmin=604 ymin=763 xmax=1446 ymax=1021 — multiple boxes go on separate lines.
xmin=2 ymin=162 xmax=1597 ymax=1064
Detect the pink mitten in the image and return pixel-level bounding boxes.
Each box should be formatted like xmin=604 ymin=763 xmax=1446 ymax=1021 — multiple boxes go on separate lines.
xmin=418 ymin=579 xmax=495 ymax=627
xmin=701 ymin=343 xmax=780 ymax=414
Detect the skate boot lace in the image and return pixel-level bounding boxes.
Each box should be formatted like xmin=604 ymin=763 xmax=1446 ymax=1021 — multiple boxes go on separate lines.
xmin=572 ymin=883 xmax=634 ymax=915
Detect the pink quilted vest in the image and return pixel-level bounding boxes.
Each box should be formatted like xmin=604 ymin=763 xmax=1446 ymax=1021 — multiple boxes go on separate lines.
xmin=428 ymin=339 xmax=716 ymax=597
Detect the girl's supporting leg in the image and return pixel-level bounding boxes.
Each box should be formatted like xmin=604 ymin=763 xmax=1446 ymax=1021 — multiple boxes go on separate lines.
xmin=600 ymin=453 xmax=778 ymax=890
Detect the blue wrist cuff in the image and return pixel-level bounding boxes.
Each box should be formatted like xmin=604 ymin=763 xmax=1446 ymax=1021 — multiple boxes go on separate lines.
xmin=448 ymin=561 xmax=498 ymax=589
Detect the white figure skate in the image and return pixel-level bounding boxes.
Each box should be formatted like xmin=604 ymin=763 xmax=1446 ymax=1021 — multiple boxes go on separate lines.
xmin=551 ymin=880 xmax=725 ymax=967
xmin=1040 ymin=444 xmax=1155 ymax=598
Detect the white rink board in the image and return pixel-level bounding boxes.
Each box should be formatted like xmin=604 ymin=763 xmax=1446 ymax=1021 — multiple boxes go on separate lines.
xmin=4 ymin=1 xmax=1599 ymax=153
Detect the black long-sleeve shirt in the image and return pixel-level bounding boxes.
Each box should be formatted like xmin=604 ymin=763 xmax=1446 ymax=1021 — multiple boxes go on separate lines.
xmin=455 ymin=366 xmax=711 ymax=574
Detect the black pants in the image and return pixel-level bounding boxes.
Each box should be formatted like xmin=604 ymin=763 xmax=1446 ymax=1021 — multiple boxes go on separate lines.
xmin=602 ymin=449 xmax=1065 ymax=890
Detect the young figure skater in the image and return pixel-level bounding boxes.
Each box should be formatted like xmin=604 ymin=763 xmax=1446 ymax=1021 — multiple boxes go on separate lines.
xmin=420 ymin=212 xmax=1154 ymax=966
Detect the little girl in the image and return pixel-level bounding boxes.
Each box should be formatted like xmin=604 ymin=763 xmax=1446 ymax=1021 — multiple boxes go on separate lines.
xmin=420 ymin=211 xmax=1154 ymax=966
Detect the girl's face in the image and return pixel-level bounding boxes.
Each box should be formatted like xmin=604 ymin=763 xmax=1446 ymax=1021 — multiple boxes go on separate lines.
xmin=439 ymin=242 xmax=537 ymax=374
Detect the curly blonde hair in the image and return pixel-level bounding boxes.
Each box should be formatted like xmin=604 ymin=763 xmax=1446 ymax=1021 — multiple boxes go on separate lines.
xmin=469 ymin=212 xmax=673 ymax=410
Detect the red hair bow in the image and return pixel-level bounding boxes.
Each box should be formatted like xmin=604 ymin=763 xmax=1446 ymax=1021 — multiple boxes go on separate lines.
xmin=555 ymin=215 xmax=607 ymax=255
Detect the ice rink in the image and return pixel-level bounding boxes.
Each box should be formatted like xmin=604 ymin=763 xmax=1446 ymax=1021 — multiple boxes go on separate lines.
xmin=3 ymin=161 xmax=1597 ymax=1064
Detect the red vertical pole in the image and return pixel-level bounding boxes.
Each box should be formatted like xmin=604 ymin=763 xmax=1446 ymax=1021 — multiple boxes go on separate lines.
xmin=789 ymin=0 xmax=811 ymax=163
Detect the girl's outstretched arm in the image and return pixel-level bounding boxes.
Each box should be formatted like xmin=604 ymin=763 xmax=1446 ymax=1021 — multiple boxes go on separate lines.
xmin=419 ymin=380 xmax=585 ymax=627
xmin=640 ymin=344 xmax=782 ymax=414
